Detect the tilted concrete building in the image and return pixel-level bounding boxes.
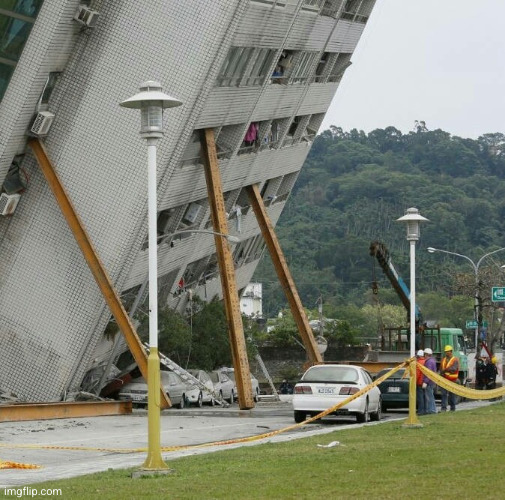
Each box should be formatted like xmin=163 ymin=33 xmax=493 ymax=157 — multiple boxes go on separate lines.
xmin=0 ymin=0 xmax=376 ymax=402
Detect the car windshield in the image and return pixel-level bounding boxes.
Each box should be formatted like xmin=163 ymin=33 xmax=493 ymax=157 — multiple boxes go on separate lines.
xmin=377 ymin=368 xmax=408 ymax=380
xmin=210 ymin=372 xmax=219 ymax=383
xmin=302 ymin=366 xmax=359 ymax=383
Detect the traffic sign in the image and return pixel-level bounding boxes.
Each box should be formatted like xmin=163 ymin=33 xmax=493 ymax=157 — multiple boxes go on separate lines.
xmin=466 ymin=320 xmax=487 ymax=329
xmin=492 ymin=287 xmax=505 ymax=302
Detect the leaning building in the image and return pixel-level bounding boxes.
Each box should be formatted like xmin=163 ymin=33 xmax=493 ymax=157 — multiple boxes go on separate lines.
xmin=0 ymin=0 xmax=376 ymax=401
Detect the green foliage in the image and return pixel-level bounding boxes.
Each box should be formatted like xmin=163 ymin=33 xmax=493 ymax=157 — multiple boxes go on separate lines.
xmin=138 ymin=297 xmax=257 ymax=371
xmin=324 ymin=319 xmax=358 ymax=348
xmin=264 ymin=311 xmax=300 ymax=348
xmin=254 ymin=127 xmax=505 ymax=339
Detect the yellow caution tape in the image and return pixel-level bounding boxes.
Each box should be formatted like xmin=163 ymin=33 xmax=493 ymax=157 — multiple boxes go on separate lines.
xmin=0 ymin=361 xmax=409 ymax=455
xmin=9 ymin=359 xmax=502 ymax=456
xmin=417 ymin=361 xmax=505 ymax=400
xmin=0 ymin=460 xmax=41 ymax=469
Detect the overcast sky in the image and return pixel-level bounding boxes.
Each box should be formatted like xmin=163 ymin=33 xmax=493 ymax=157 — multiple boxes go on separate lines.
xmin=321 ymin=0 xmax=505 ymax=139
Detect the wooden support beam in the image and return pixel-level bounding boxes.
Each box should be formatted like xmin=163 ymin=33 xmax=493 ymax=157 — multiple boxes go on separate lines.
xmin=0 ymin=400 xmax=132 ymax=422
xmin=28 ymin=138 xmax=171 ymax=409
xmin=246 ymin=184 xmax=322 ymax=365
xmin=200 ymin=129 xmax=254 ymax=409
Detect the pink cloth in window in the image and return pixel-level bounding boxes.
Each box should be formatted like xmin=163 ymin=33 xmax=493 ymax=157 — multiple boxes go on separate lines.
xmin=244 ymin=122 xmax=259 ymax=142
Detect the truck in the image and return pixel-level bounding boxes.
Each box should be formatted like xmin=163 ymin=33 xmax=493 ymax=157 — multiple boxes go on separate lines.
xmin=365 ymin=325 xmax=469 ymax=385
xmin=363 ymin=241 xmax=469 ymax=385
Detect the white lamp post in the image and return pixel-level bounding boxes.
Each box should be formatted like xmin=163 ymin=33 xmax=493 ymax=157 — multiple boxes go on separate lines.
xmin=427 ymin=246 xmax=505 ymax=354
xmin=120 ymin=81 xmax=182 ymax=471
xmin=397 ymin=207 xmax=428 ymax=427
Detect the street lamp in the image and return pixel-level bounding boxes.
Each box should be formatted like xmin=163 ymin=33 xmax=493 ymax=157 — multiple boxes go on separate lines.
xmin=120 ymin=81 xmax=182 ymax=471
xmin=397 ymin=207 xmax=428 ymax=428
xmin=427 ymin=246 xmax=505 ymax=354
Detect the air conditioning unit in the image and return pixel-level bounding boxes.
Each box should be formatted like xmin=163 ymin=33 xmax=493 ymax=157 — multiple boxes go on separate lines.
xmin=74 ymin=5 xmax=99 ymax=28
xmin=30 ymin=111 xmax=55 ymax=136
xmin=0 ymin=193 xmax=21 ymax=216
xmin=183 ymin=203 xmax=202 ymax=224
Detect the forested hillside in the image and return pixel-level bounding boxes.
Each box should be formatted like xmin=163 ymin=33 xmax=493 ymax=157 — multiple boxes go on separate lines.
xmin=253 ymin=126 xmax=505 ymax=338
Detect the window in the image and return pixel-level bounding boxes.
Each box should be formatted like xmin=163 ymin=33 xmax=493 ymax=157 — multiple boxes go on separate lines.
xmin=217 ymin=47 xmax=276 ymax=87
xmin=327 ymin=52 xmax=352 ymax=82
xmin=302 ymin=0 xmax=324 ymax=9
xmin=0 ymin=0 xmax=45 ymax=101
xmin=321 ymin=0 xmax=345 ymax=17
xmin=314 ymin=52 xmax=329 ymax=82
xmin=272 ymin=50 xmax=320 ymax=85
xmin=271 ymin=50 xmax=293 ymax=84
xmin=290 ymin=52 xmax=318 ymax=83
xmin=180 ymin=130 xmax=202 ymax=167
xmin=217 ymin=47 xmax=254 ymax=87
xmin=341 ymin=0 xmax=372 ymax=23
xmin=243 ymin=48 xmax=276 ymax=86
xmin=38 ymin=71 xmax=60 ymax=108
xmin=0 ymin=62 xmax=14 ymax=100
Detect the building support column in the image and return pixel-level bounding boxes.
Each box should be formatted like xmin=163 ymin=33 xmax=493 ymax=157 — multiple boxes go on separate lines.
xmin=28 ymin=138 xmax=170 ymax=408
xmin=246 ymin=184 xmax=322 ymax=365
xmin=200 ymin=129 xmax=254 ymax=410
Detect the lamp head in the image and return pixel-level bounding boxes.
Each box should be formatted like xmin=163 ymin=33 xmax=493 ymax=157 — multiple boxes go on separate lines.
xmin=120 ymin=81 xmax=182 ymax=138
xmin=226 ymin=235 xmax=240 ymax=244
xmin=396 ymin=207 xmax=429 ymax=241
xmin=427 ymin=247 xmax=437 ymax=253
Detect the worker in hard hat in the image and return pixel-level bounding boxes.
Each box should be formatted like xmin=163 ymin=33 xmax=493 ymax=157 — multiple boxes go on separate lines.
xmin=423 ymin=348 xmax=437 ymax=414
xmin=440 ymin=345 xmax=459 ymax=412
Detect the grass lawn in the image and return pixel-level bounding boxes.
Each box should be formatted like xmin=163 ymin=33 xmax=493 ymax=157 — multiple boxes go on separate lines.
xmin=22 ymin=402 xmax=505 ymax=499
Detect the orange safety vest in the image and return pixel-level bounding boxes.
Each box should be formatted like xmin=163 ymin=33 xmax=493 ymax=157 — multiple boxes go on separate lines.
xmin=441 ymin=355 xmax=459 ymax=381
xmin=416 ymin=358 xmax=426 ymax=386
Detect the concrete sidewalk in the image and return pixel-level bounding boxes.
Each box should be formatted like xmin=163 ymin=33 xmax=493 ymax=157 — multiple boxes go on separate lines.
xmin=0 ymin=400 xmax=313 ymax=487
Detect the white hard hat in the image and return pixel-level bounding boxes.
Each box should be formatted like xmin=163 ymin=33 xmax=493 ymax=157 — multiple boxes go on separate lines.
xmin=416 ymin=349 xmax=424 ymax=357
xmin=424 ymin=348 xmax=433 ymax=355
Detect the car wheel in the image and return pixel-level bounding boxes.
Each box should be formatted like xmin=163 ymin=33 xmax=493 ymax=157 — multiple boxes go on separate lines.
xmin=196 ymin=392 xmax=203 ymax=408
xmin=179 ymin=395 xmax=185 ymax=409
xmin=294 ymin=411 xmax=305 ymax=423
xmin=254 ymin=389 xmax=259 ymax=402
xmin=228 ymin=390 xmax=234 ymax=404
xmin=370 ymin=398 xmax=382 ymax=421
xmin=356 ymin=400 xmax=369 ymax=423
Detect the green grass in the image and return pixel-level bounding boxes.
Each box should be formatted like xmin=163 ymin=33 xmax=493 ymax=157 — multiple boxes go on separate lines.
xmin=23 ymin=403 xmax=505 ymax=499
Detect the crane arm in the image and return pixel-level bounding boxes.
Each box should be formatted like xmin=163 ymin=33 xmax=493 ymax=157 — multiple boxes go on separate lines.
xmin=370 ymin=241 xmax=421 ymax=321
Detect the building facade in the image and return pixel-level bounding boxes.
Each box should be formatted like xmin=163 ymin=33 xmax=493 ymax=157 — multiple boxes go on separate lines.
xmin=240 ymin=282 xmax=263 ymax=318
xmin=0 ymin=0 xmax=376 ymax=401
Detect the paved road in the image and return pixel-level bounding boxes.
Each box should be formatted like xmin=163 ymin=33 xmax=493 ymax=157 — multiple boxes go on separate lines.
xmin=0 ymin=397 xmax=494 ymax=487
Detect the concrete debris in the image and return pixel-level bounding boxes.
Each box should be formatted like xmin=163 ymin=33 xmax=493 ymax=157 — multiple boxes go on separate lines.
xmin=0 ymin=386 xmax=20 ymax=404
xmin=64 ymin=391 xmax=107 ymax=402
